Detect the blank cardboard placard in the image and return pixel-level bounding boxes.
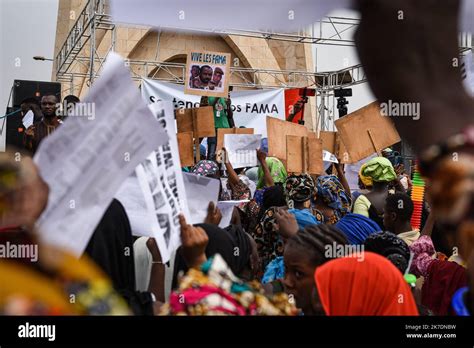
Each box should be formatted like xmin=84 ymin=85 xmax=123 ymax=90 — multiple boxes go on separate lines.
xmin=308 ymin=138 xmax=323 ymax=174
xmin=286 ymin=135 xmax=304 ymax=173
xmin=177 ymin=131 xmax=194 ymax=167
xmin=320 ymin=131 xmax=350 ymax=163
xmin=175 ymin=106 xmax=215 ymax=138
xmin=267 ymin=116 xmax=308 ymax=161
xmin=286 ymin=135 xmax=323 ymax=174
xmin=335 ymin=133 xmax=349 ymax=164
xmin=216 ymin=128 xmax=254 ymax=153
xmin=335 ymin=102 xmax=400 ymax=163
xmin=320 ymin=131 xmax=336 ymax=153
xmin=175 ymin=108 xmax=194 ymax=133
xmin=195 ymin=106 xmax=216 ymax=137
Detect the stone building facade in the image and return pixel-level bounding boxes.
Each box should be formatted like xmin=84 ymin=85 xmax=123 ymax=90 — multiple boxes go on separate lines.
xmin=52 ymin=0 xmax=317 ymax=130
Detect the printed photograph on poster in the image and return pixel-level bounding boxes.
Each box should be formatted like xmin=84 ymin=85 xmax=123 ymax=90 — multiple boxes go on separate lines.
xmin=185 ymin=50 xmax=231 ymax=98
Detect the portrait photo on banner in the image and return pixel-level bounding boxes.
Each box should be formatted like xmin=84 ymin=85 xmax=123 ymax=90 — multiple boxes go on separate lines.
xmin=184 ymin=50 xmax=231 ymax=98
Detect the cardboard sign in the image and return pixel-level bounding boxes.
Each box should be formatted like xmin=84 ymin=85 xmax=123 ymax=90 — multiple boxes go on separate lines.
xmin=175 ymin=106 xmax=215 ymax=138
xmin=184 ymin=50 xmax=231 ymax=98
xmin=267 ymin=116 xmax=308 ymax=162
xmin=216 ymin=128 xmax=254 ymax=153
xmin=335 ymin=102 xmax=400 ymax=163
xmin=286 ymin=135 xmax=323 ymax=174
xmin=319 ymin=131 xmax=349 ymax=163
xmin=177 ymin=131 xmax=194 ymax=167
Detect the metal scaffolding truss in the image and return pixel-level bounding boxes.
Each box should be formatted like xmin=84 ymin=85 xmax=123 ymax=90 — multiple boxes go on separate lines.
xmin=55 ymin=0 xmax=115 ymax=86
xmin=55 ymin=0 xmax=472 ymax=88
xmin=63 ymin=57 xmax=365 ymax=91
xmin=167 ymin=16 xmax=359 ymax=47
xmin=55 ymin=0 xmax=365 ymax=86
xmin=55 ymin=0 xmax=473 ymax=131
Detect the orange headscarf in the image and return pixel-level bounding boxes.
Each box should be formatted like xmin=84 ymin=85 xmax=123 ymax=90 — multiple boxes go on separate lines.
xmin=314 ymin=252 xmax=419 ymax=315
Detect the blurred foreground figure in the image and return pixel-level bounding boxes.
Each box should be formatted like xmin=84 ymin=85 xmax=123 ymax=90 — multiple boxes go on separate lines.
xmin=356 ymin=0 xmax=474 ymax=314
xmin=0 ymin=151 xmax=129 ymax=315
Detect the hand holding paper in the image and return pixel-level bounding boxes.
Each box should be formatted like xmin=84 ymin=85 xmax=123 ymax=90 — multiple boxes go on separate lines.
xmin=224 ymin=134 xmax=262 ymax=169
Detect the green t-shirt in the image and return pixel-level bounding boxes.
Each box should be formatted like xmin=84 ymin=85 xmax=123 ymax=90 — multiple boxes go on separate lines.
xmin=208 ymin=97 xmax=230 ymax=129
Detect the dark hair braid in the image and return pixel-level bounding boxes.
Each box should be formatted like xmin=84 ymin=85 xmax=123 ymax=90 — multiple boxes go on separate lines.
xmin=287 ymin=224 xmax=348 ymax=266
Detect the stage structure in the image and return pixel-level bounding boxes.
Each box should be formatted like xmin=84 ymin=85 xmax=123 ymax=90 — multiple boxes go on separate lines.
xmin=54 ymin=0 xmax=473 ymax=132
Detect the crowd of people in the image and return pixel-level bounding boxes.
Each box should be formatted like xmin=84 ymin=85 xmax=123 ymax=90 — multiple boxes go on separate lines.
xmin=0 ymin=120 xmax=470 ymax=315
xmin=1 ymin=0 xmax=473 ymax=318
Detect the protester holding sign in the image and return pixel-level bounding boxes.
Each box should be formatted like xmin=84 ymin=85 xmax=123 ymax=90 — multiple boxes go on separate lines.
xmin=200 ymin=90 xmax=235 ymax=160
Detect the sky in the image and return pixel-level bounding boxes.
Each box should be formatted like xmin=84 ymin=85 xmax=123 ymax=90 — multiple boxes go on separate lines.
xmin=0 ymin=0 xmax=59 ymax=149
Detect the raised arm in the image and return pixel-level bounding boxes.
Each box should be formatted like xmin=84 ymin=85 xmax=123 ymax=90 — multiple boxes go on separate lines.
xmin=221 ymin=147 xmax=240 ymax=186
xmin=257 ymin=149 xmax=274 ymax=187
xmin=335 ymin=163 xmax=351 ymax=198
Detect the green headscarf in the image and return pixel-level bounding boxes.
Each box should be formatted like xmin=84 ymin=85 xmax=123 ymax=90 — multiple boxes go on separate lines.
xmin=361 ymin=157 xmax=396 ymax=182
xmin=257 ymin=157 xmax=287 ymax=189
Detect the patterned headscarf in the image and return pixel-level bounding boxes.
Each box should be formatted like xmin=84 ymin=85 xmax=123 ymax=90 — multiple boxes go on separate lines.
xmin=314 ymin=175 xmax=352 ymax=220
xmin=257 ymin=157 xmax=287 ymax=189
xmin=284 ymin=174 xmax=315 ymax=209
xmin=252 ymin=207 xmax=285 ymax=272
xmin=191 ymin=160 xmax=219 ymax=177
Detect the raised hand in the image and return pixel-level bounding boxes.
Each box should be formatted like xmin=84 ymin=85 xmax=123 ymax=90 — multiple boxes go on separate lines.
xmin=179 ymin=214 xmax=208 ymax=268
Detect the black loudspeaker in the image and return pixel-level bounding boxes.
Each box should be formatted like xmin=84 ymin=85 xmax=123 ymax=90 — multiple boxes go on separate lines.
xmin=12 ymin=80 xmax=61 ymax=107
xmin=3 ymin=106 xmax=24 ymax=151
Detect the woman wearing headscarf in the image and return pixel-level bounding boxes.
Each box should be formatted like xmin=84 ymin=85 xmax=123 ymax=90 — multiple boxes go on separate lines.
xmin=313 ymin=175 xmax=352 ymax=224
xmin=284 ymin=173 xmax=321 ymax=227
xmin=335 ymin=213 xmax=382 ymax=245
xmin=352 ymin=157 xmax=401 ymax=228
xmin=253 ymin=207 xmax=285 ymax=273
xmin=312 ymin=252 xmax=419 ymax=315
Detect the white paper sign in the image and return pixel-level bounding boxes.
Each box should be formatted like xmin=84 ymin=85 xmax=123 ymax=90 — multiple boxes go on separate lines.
xmin=323 ymin=150 xmax=338 ymax=171
xmin=224 ymin=134 xmax=261 ymax=169
xmin=217 ymin=200 xmax=249 ymax=228
xmin=115 ymin=174 xmax=154 ymax=238
xmin=22 ymin=110 xmax=34 ymax=129
xmin=135 ymin=101 xmax=190 ymax=263
xmin=345 ymin=153 xmax=377 ymax=191
xmin=462 ymin=51 xmax=474 ymax=97
xmin=34 ymin=52 xmax=168 ymax=256
xmin=183 ymin=172 xmax=220 ymax=225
